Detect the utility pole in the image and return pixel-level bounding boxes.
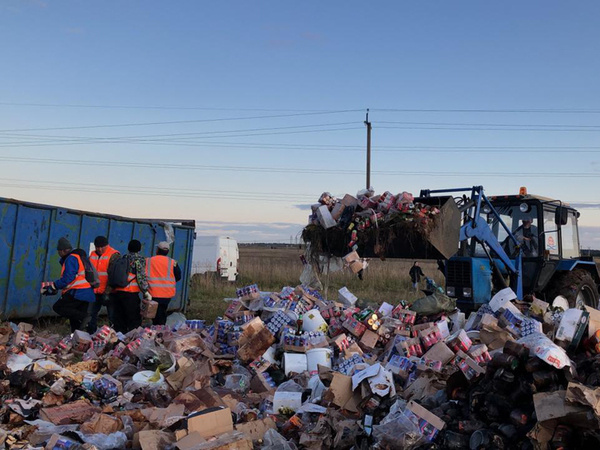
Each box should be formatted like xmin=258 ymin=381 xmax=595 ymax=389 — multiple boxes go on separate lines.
xmin=364 ymin=109 xmax=372 ymax=189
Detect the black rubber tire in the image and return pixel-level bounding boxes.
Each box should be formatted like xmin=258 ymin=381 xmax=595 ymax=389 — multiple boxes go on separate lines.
xmin=544 ymin=269 xmax=600 ymax=309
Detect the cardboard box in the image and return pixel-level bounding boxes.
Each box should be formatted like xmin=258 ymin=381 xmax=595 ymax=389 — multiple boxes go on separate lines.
xmin=187 ymin=407 xmax=233 ymax=439
xmin=343 ymin=251 xmax=366 ymax=274
xmin=236 ymin=318 xmax=275 ymax=362
xmin=342 ymin=317 xmax=366 ymax=338
xmin=333 ymin=333 xmax=351 ymax=352
xmin=359 ymin=329 xmax=379 ymax=350
xmin=331 ymin=202 xmax=346 ymax=221
xmin=338 ymin=287 xmax=358 ymax=306
xmin=316 ymin=205 xmax=336 ymax=229
xmin=141 ymin=300 xmax=158 ymax=319
xmin=341 ymin=194 xmax=358 ymax=207
xmin=178 ymin=431 xmax=252 ymax=450
xmin=45 ymin=434 xmax=79 ymax=450
xmin=423 ymin=342 xmax=455 ymax=365
xmin=80 ymin=413 xmax=123 ymax=435
xmin=565 ymin=382 xmax=600 ymax=416
xmin=234 ymin=418 xmax=276 ymax=441
xmin=139 ymin=430 xmax=176 ymax=450
xmin=406 ymin=401 xmax=446 ymax=441
xmin=533 ymin=390 xmax=592 ymax=422
xmin=488 ymin=287 xmax=517 ymax=312
xmin=555 ymin=308 xmax=589 ymax=350
xmin=328 ymin=372 xmax=360 ymax=413
xmin=249 ymin=372 xmax=276 ymax=394
xmin=40 ymin=399 xmax=101 ymax=425
xmin=72 ymin=330 xmax=92 ymax=352
xmin=453 ymin=350 xmax=485 ymax=380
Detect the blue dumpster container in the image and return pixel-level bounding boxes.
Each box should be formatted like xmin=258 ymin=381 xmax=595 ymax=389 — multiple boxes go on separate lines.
xmin=0 ymin=197 xmax=195 ymax=319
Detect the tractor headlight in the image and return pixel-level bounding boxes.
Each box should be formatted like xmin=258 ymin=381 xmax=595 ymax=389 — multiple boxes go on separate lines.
xmin=463 ymin=288 xmax=472 ymax=298
xmin=446 ymin=286 xmax=456 ymax=297
xmin=520 ymin=203 xmax=530 ymax=213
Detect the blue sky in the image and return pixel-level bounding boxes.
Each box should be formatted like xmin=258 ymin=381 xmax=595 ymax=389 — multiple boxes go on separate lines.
xmin=1 ymin=1 xmax=600 ymax=245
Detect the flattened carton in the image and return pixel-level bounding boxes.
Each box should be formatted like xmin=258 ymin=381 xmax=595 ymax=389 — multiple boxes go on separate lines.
xmin=406 ymin=400 xmax=446 ymax=442
xmin=187 ymin=407 xmax=233 ymax=439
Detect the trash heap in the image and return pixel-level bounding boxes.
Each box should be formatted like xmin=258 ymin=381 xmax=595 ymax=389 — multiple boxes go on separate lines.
xmin=302 ymin=189 xmax=442 ymax=259
xmin=2 ymin=285 xmax=600 ymax=449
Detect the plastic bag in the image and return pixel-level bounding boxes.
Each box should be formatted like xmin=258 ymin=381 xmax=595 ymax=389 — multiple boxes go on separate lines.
xmin=262 ymin=429 xmax=297 ymax=450
xmin=300 ymin=263 xmax=323 ymax=290
xmin=410 ymin=293 xmax=456 ymax=316
xmin=112 ymin=363 xmax=138 ymax=378
xmin=78 ymin=431 xmax=128 ymax=450
xmin=7 ymin=353 xmax=32 ymax=372
xmin=517 ymin=332 xmax=571 ymax=369
xmin=25 ymin=419 xmax=78 ymax=436
xmin=277 ymin=380 xmax=303 ymax=393
xmin=224 ymin=364 xmax=252 ymax=393
xmin=120 ymin=415 xmax=134 ymax=440
xmin=166 ymin=312 xmax=187 ymax=329
xmin=137 ymin=340 xmax=176 ymax=373
xmin=307 ymin=375 xmax=326 ymax=403
xmin=372 ymin=402 xmax=427 ymax=450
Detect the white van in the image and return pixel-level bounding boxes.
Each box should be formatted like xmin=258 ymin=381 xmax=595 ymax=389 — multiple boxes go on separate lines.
xmin=192 ymin=236 xmax=239 ymax=281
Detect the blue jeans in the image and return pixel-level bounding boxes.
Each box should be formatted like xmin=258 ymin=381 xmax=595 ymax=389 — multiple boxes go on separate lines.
xmin=87 ymin=293 xmax=116 ymax=333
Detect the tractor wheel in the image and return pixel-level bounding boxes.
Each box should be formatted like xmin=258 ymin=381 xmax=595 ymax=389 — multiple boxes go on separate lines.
xmin=545 ymin=269 xmax=599 ymax=309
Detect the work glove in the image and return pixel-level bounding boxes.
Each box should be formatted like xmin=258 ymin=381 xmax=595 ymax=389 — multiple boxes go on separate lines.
xmin=144 ymin=292 xmax=153 ymax=301
xmin=40 ymin=282 xmax=57 ymax=295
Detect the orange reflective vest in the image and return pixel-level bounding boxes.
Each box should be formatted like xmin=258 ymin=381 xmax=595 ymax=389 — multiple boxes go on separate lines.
xmin=112 ymin=272 xmax=140 ymax=293
xmin=89 ymin=246 xmax=119 ymax=294
xmin=146 ymin=255 xmax=177 ymax=298
xmin=61 ymin=253 xmax=92 ymax=294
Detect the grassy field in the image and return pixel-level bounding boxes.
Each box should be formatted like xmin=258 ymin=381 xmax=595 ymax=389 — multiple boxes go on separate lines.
xmin=32 ymin=245 xmax=443 ymax=332
xmin=187 ymin=245 xmax=443 ymax=323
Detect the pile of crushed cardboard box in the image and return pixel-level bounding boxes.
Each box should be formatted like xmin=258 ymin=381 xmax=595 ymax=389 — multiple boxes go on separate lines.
xmin=2 ymin=282 xmax=600 ymax=449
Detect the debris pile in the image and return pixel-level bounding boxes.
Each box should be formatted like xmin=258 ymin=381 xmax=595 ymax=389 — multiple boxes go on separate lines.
xmin=2 ymin=285 xmax=600 ymax=449
xmin=302 ymin=189 xmax=443 ymax=260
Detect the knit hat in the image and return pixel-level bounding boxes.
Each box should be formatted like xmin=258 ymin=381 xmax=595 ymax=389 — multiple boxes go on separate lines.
xmin=157 ymin=241 xmax=170 ymax=251
xmin=94 ymin=236 xmax=109 ymax=247
xmin=57 ymin=237 xmax=72 ymax=251
xmin=128 ymin=239 xmax=142 ymax=253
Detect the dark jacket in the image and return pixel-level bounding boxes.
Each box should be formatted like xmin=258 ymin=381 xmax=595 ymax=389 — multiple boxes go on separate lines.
xmin=54 ymin=251 xmax=95 ymax=302
xmin=409 ymin=265 xmax=425 ymax=283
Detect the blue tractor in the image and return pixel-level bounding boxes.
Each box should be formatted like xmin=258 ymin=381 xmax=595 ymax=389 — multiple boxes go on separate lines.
xmin=418 ymin=186 xmax=600 ymax=311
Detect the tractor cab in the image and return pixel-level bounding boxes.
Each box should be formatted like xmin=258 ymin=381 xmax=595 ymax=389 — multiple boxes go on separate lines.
xmin=447 ymin=187 xmax=599 ymax=310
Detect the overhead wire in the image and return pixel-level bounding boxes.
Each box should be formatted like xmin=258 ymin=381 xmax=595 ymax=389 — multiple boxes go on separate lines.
xmin=0 ymin=109 xmax=363 ymax=133
xmin=4 ymin=102 xmax=600 ymax=114
xmin=0 ymin=156 xmax=597 ymax=178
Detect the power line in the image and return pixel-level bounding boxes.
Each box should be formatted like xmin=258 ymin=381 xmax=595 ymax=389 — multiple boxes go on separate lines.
xmin=377 ymin=125 xmax=600 ymax=133
xmin=0 ymin=102 xmax=347 ymax=112
xmin=373 ymin=108 xmax=600 ymax=114
xmin=0 ymin=177 xmax=596 ymax=208
xmin=0 ymin=121 xmax=359 ymax=144
xmin=0 ymin=156 xmax=598 ymax=178
xmin=378 ymin=120 xmax=600 ymax=129
xmin=0 ymin=178 xmax=315 ymax=202
xmin=0 ymin=126 xmax=363 ymax=148
xmin=0 ymin=109 xmax=362 ymax=133
xmin=5 ymin=102 xmax=600 ymax=114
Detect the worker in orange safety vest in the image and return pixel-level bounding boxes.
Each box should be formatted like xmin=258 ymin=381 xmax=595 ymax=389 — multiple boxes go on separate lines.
xmin=42 ymin=237 xmax=95 ymax=332
xmin=146 ymin=241 xmax=181 ymax=325
xmin=88 ymin=236 xmax=120 ymax=333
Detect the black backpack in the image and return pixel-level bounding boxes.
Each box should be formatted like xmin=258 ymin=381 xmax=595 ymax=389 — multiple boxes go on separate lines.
xmin=71 ymin=249 xmax=100 ymax=289
xmin=108 ymin=255 xmax=132 ymax=288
